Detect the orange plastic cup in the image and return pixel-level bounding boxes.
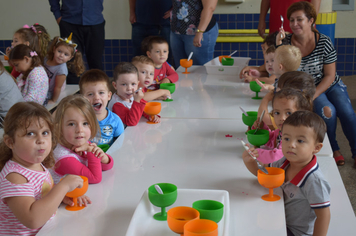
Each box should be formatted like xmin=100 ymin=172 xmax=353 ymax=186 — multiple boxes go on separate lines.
xmin=257 ymin=167 xmax=285 ymax=201
xmin=167 ymin=206 xmax=200 ymax=235
xmin=180 ymin=59 xmax=193 ymax=74
xmin=184 ymin=219 xmax=218 ymax=236
xmin=143 ymin=102 xmax=161 ymax=124
xmin=218 ymin=55 xmax=231 ymax=63
xmin=65 ymin=176 xmax=89 ymax=211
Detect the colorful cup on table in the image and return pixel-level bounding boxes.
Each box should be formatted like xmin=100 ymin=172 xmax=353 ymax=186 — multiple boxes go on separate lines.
xmin=192 ymin=199 xmax=224 ymax=223
xmin=218 ymin=55 xmax=231 ymax=63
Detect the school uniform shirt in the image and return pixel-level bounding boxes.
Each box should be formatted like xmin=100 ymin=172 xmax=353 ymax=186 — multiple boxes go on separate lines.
xmin=270 ymin=156 xmax=331 ymax=236
xmin=91 ymin=108 xmax=125 ymax=145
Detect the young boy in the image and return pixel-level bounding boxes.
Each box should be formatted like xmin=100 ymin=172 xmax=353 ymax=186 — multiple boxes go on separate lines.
xmin=108 ymin=62 xmax=155 ymax=126
xmin=79 ymin=69 xmax=125 ymax=145
xmin=144 ymin=36 xmax=178 ymax=91
xmin=243 ymin=111 xmax=331 ymax=236
xmin=131 ymin=55 xmax=171 ymax=103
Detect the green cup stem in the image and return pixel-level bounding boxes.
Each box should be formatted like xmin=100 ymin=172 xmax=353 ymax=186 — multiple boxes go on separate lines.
xmin=161 ymin=206 xmax=166 ymax=216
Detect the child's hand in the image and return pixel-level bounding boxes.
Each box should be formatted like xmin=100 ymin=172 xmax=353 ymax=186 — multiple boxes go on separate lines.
xmin=133 ymin=88 xmax=144 ymax=103
xmin=242 ymin=145 xmax=259 ymax=162
xmin=91 ymin=145 xmax=110 ymax=164
xmin=63 ymin=195 xmax=92 ymax=207
xmin=249 ymin=69 xmax=261 ymax=78
xmin=162 ymin=89 xmax=171 ymax=99
xmin=160 ymin=78 xmax=171 ymax=84
xmin=243 ymin=74 xmax=254 ymax=83
xmin=60 ymin=175 xmax=84 ymax=192
xmin=252 ymin=119 xmax=265 ymax=130
xmin=6 ymin=47 xmax=12 ymax=55
xmin=73 ymin=142 xmax=93 ymax=156
xmin=239 ymin=66 xmax=250 ymax=79
xmin=149 ymin=115 xmax=161 ymax=123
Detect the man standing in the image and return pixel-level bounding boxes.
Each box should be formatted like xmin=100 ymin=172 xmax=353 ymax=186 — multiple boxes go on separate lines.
xmin=49 ymin=0 xmax=105 ymax=84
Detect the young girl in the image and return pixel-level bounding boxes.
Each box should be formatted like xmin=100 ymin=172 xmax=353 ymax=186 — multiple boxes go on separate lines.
xmin=32 ymin=23 xmax=51 ymax=62
xmin=44 ymin=33 xmax=85 ymax=104
xmin=9 ymin=44 xmax=49 ymax=105
xmin=6 ymin=25 xmax=47 ymax=79
xmin=51 ymin=94 xmax=114 ymax=184
xmin=245 ymin=87 xmax=313 ymax=164
xmin=0 ymin=102 xmax=85 ymax=235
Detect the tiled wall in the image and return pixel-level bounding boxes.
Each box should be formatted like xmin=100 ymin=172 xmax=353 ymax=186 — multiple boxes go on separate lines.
xmin=1 ymin=14 xmax=355 ymax=77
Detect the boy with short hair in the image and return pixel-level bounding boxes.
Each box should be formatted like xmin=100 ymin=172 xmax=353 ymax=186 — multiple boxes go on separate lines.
xmin=108 ymin=62 xmax=156 ymax=126
xmin=143 ymin=36 xmax=178 ymax=91
xmin=243 ymin=110 xmax=331 ymax=236
xmin=79 ymin=69 xmax=125 ymax=145
xmin=131 ymin=55 xmax=171 ymax=103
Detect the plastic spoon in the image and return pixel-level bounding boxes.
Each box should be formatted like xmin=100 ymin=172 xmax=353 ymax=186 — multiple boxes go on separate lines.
xmin=253 ymin=110 xmax=265 ymax=134
xmin=135 ymin=87 xmax=142 ymax=93
xmin=155 ymin=185 xmax=163 ymax=194
xmin=280 ymin=15 xmax=284 ymax=38
xmin=187 ymin=52 xmax=193 ymax=61
xmin=239 ymin=106 xmax=248 ymax=116
xmin=0 ymin=50 xmax=6 ymax=56
xmin=241 ymin=140 xmax=269 ymax=174
xmin=229 ymin=50 xmax=237 ymax=57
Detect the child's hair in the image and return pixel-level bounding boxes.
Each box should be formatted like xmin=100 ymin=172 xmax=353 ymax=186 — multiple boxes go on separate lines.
xmin=141 ymin=36 xmax=168 ymax=54
xmin=9 ymin=44 xmax=42 ymax=80
xmin=277 ymin=71 xmax=316 ymax=106
xmin=54 ymin=94 xmax=99 ymax=147
xmin=131 ymin=55 xmax=155 ymax=68
xmin=47 ymin=35 xmax=85 ymax=77
xmin=79 ymin=69 xmax=111 ymax=93
xmin=0 ymin=102 xmax=56 ymax=171
xmin=32 ymin=23 xmax=51 ymax=62
xmin=113 ymin=62 xmax=138 ymax=82
xmin=274 ymin=45 xmax=302 ymax=72
xmin=283 ymin=110 xmax=326 ymax=143
xmin=263 ymin=31 xmax=289 ymax=47
xmin=272 ymin=87 xmax=313 ymax=111
xmin=265 ymin=45 xmax=276 ymax=54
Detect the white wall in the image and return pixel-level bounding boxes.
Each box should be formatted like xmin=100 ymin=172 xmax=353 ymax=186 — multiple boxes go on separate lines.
xmin=0 ymin=0 xmax=353 ymax=40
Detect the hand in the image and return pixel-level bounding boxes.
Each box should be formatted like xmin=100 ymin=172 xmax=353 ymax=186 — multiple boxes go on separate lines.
xmin=91 ymin=145 xmax=110 ymax=164
xmin=255 ymin=79 xmax=271 ymax=91
xmin=63 ymin=195 xmax=92 ymax=207
xmin=150 ymin=115 xmax=161 ymax=123
xmin=163 ymin=9 xmax=171 ymax=19
xmin=129 ymin=12 xmax=136 ymax=24
xmin=56 ymin=16 xmax=62 ymax=25
xmin=258 ymin=21 xmax=266 ymax=38
xmin=249 ymin=69 xmax=261 ymax=78
xmin=6 ymin=47 xmax=12 ymax=55
xmin=243 ymin=75 xmax=254 ymax=83
xmin=73 ymin=142 xmax=92 ymax=156
xmin=242 ymin=144 xmax=259 ymax=162
xmin=162 ymin=89 xmax=171 ymax=99
xmin=252 ymin=118 xmax=265 ymax=130
xmin=160 ymin=78 xmax=171 ymax=84
xmin=240 ymin=66 xmax=251 ymax=79
xmin=276 ymin=28 xmax=286 ymax=45
xmin=193 ymin=33 xmax=203 ymax=47
xmin=133 ymin=88 xmax=144 ymax=103
xmin=60 ymin=175 xmax=83 ymax=192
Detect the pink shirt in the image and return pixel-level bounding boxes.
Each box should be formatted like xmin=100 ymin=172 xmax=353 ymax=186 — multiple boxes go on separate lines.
xmin=0 ymin=160 xmax=54 ymax=235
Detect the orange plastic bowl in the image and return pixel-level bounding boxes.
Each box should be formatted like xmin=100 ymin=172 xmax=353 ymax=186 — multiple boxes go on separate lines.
xmin=184 ymin=219 xmax=218 ymax=236
xmin=180 ymin=59 xmax=193 ymax=68
xmin=218 ymin=55 xmax=231 ymax=63
xmin=143 ymin=102 xmax=161 ymax=116
xmin=65 ymin=176 xmax=88 ymax=198
xmin=257 ymin=167 xmax=285 ymax=189
xmin=167 ymin=206 xmax=200 ymax=234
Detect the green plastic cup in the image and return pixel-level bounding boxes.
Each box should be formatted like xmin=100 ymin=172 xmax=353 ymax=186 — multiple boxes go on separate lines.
xmin=160 ymin=83 xmax=176 ymax=102
xmin=192 ymin=200 xmax=224 ymax=223
xmin=98 ymin=144 xmax=110 ymax=153
xmin=242 ymin=111 xmax=258 ymax=127
xmin=247 ymin=129 xmax=270 ymax=147
xmin=221 ymin=58 xmax=234 ymax=66
xmin=148 ymin=183 xmax=178 ymax=221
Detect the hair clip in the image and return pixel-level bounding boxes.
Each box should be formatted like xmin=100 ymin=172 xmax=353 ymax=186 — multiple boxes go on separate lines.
xmin=23 ymin=24 xmax=37 ymax=33
xmin=30 ymin=51 xmax=38 ymax=57
xmin=57 ymin=33 xmax=78 ymax=51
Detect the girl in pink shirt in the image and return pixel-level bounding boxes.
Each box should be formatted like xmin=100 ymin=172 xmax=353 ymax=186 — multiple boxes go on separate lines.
xmin=51 ymin=94 xmax=114 ymax=184
xmin=0 ymin=102 xmax=86 ymax=235
xmin=9 ymin=44 xmax=49 ymax=105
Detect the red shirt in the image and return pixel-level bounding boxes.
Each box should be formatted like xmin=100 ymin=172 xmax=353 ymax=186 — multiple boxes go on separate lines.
xmin=112 ymin=99 xmax=148 ymax=126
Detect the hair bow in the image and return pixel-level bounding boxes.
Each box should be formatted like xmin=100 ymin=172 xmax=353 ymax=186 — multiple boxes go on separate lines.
xmin=57 ymin=33 xmax=78 ymax=51
xmin=23 ymin=24 xmax=37 ymax=33
xmin=30 ymin=51 xmax=38 ymax=57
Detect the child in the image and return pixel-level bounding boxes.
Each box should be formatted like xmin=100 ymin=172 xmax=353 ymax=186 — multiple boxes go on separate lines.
xmin=246 ymin=87 xmax=313 ymax=164
xmin=243 ymin=110 xmax=330 ymax=236
xmin=6 ymin=25 xmax=44 ymax=79
xmin=9 ymin=44 xmax=49 ymax=105
xmin=79 ymin=69 xmax=125 ymax=145
xmin=143 ymin=36 xmax=178 ymax=91
xmin=44 ymin=33 xmax=85 ymax=104
xmin=51 ymin=94 xmax=114 ymax=184
xmin=132 ymin=55 xmax=171 ymax=103
xmin=108 ymin=62 xmax=152 ymax=126
xmin=0 ymin=102 xmax=86 ymax=234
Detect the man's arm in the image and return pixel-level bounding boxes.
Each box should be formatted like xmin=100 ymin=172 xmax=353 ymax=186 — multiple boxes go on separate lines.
xmin=311 ymin=0 xmax=321 ymax=16
xmin=129 ymin=0 xmax=137 ymax=24
xmin=258 ymin=0 xmax=270 ymax=38
xmin=48 ymin=0 xmax=62 ymax=20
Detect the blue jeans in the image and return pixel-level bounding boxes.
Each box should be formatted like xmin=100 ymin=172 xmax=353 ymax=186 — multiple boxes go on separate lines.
xmin=313 ymin=80 xmax=356 ymax=157
xmin=131 ymin=22 xmax=174 ymax=66
xmin=170 ymin=23 xmax=219 ymax=68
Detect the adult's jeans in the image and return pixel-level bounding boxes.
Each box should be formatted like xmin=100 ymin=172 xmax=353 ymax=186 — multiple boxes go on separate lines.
xmin=131 ymin=22 xmax=174 ymax=66
xmin=313 ymin=80 xmax=356 ymax=157
xmin=170 ymin=23 xmax=219 ymax=68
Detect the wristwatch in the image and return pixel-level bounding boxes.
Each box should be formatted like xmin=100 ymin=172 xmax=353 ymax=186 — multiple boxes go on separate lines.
xmin=196 ymin=29 xmax=205 ymax=33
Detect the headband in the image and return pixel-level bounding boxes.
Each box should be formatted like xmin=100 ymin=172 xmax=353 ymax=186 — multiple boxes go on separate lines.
xmin=57 ymin=33 xmax=78 ymax=51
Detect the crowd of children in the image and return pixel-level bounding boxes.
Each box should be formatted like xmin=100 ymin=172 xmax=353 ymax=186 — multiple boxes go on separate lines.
xmin=0 ymin=20 xmax=335 ymax=235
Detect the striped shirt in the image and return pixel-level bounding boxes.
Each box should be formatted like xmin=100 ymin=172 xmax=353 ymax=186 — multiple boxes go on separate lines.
xmin=286 ymin=33 xmax=340 ymax=87
xmin=0 ymin=160 xmax=54 ymax=235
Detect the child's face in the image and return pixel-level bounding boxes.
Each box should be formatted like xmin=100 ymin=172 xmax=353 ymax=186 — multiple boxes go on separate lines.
xmin=81 ymin=81 xmax=112 ymax=118
xmin=11 ymin=57 xmax=31 ymax=73
xmin=282 ymin=124 xmax=322 ymax=165
xmin=147 ymin=43 xmax=169 ymax=66
xmin=134 ymin=62 xmax=155 ymax=88
xmin=272 ymin=53 xmax=283 ymax=77
xmin=53 ymin=45 xmax=73 ymax=65
xmin=12 ymin=33 xmax=28 ymax=48
xmin=62 ymin=107 xmax=91 ymax=148
xmin=272 ymin=97 xmax=298 ymax=129
xmin=265 ymin=52 xmax=275 ymax=74
xmin=113 ymin=73 xmax=139 ymax=102
xmin=8 ymin=118 xmax=52 ymax=168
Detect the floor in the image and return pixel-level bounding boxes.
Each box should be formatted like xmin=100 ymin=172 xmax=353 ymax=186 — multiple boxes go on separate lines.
xmin=334 ymin=75 xmax=356 ymax=215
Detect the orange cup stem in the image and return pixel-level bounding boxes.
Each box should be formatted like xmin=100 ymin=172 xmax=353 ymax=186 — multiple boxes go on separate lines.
xmin=73 ymin=197 xmax=78 ymax=207
xmin=269 ymin=188 xmax=274 ymax=198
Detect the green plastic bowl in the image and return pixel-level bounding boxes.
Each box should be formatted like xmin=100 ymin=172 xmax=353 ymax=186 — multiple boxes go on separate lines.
xmin=98 ymin=144 xmax=110 ymax=152
xmin=159 ymin=83 xmax=176 ymax=94
xmin=192 ymin=200 xmax=224 ymax=223
xmin=242 ymin=111 xmax=258 ymax=127
xmin=247 ymin=129 xmax=270 ymax=147
xmin=221 ymin=58 xmax=234 ymax=66
xmin=249 ymin=81 xmax=264 ymax=92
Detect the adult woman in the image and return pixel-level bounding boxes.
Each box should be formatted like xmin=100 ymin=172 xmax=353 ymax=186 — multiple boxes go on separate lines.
xmin=170 ymin=0 xmax=218 ymax=67
xmin=278 ymin=1 xmax=356 ymax=166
